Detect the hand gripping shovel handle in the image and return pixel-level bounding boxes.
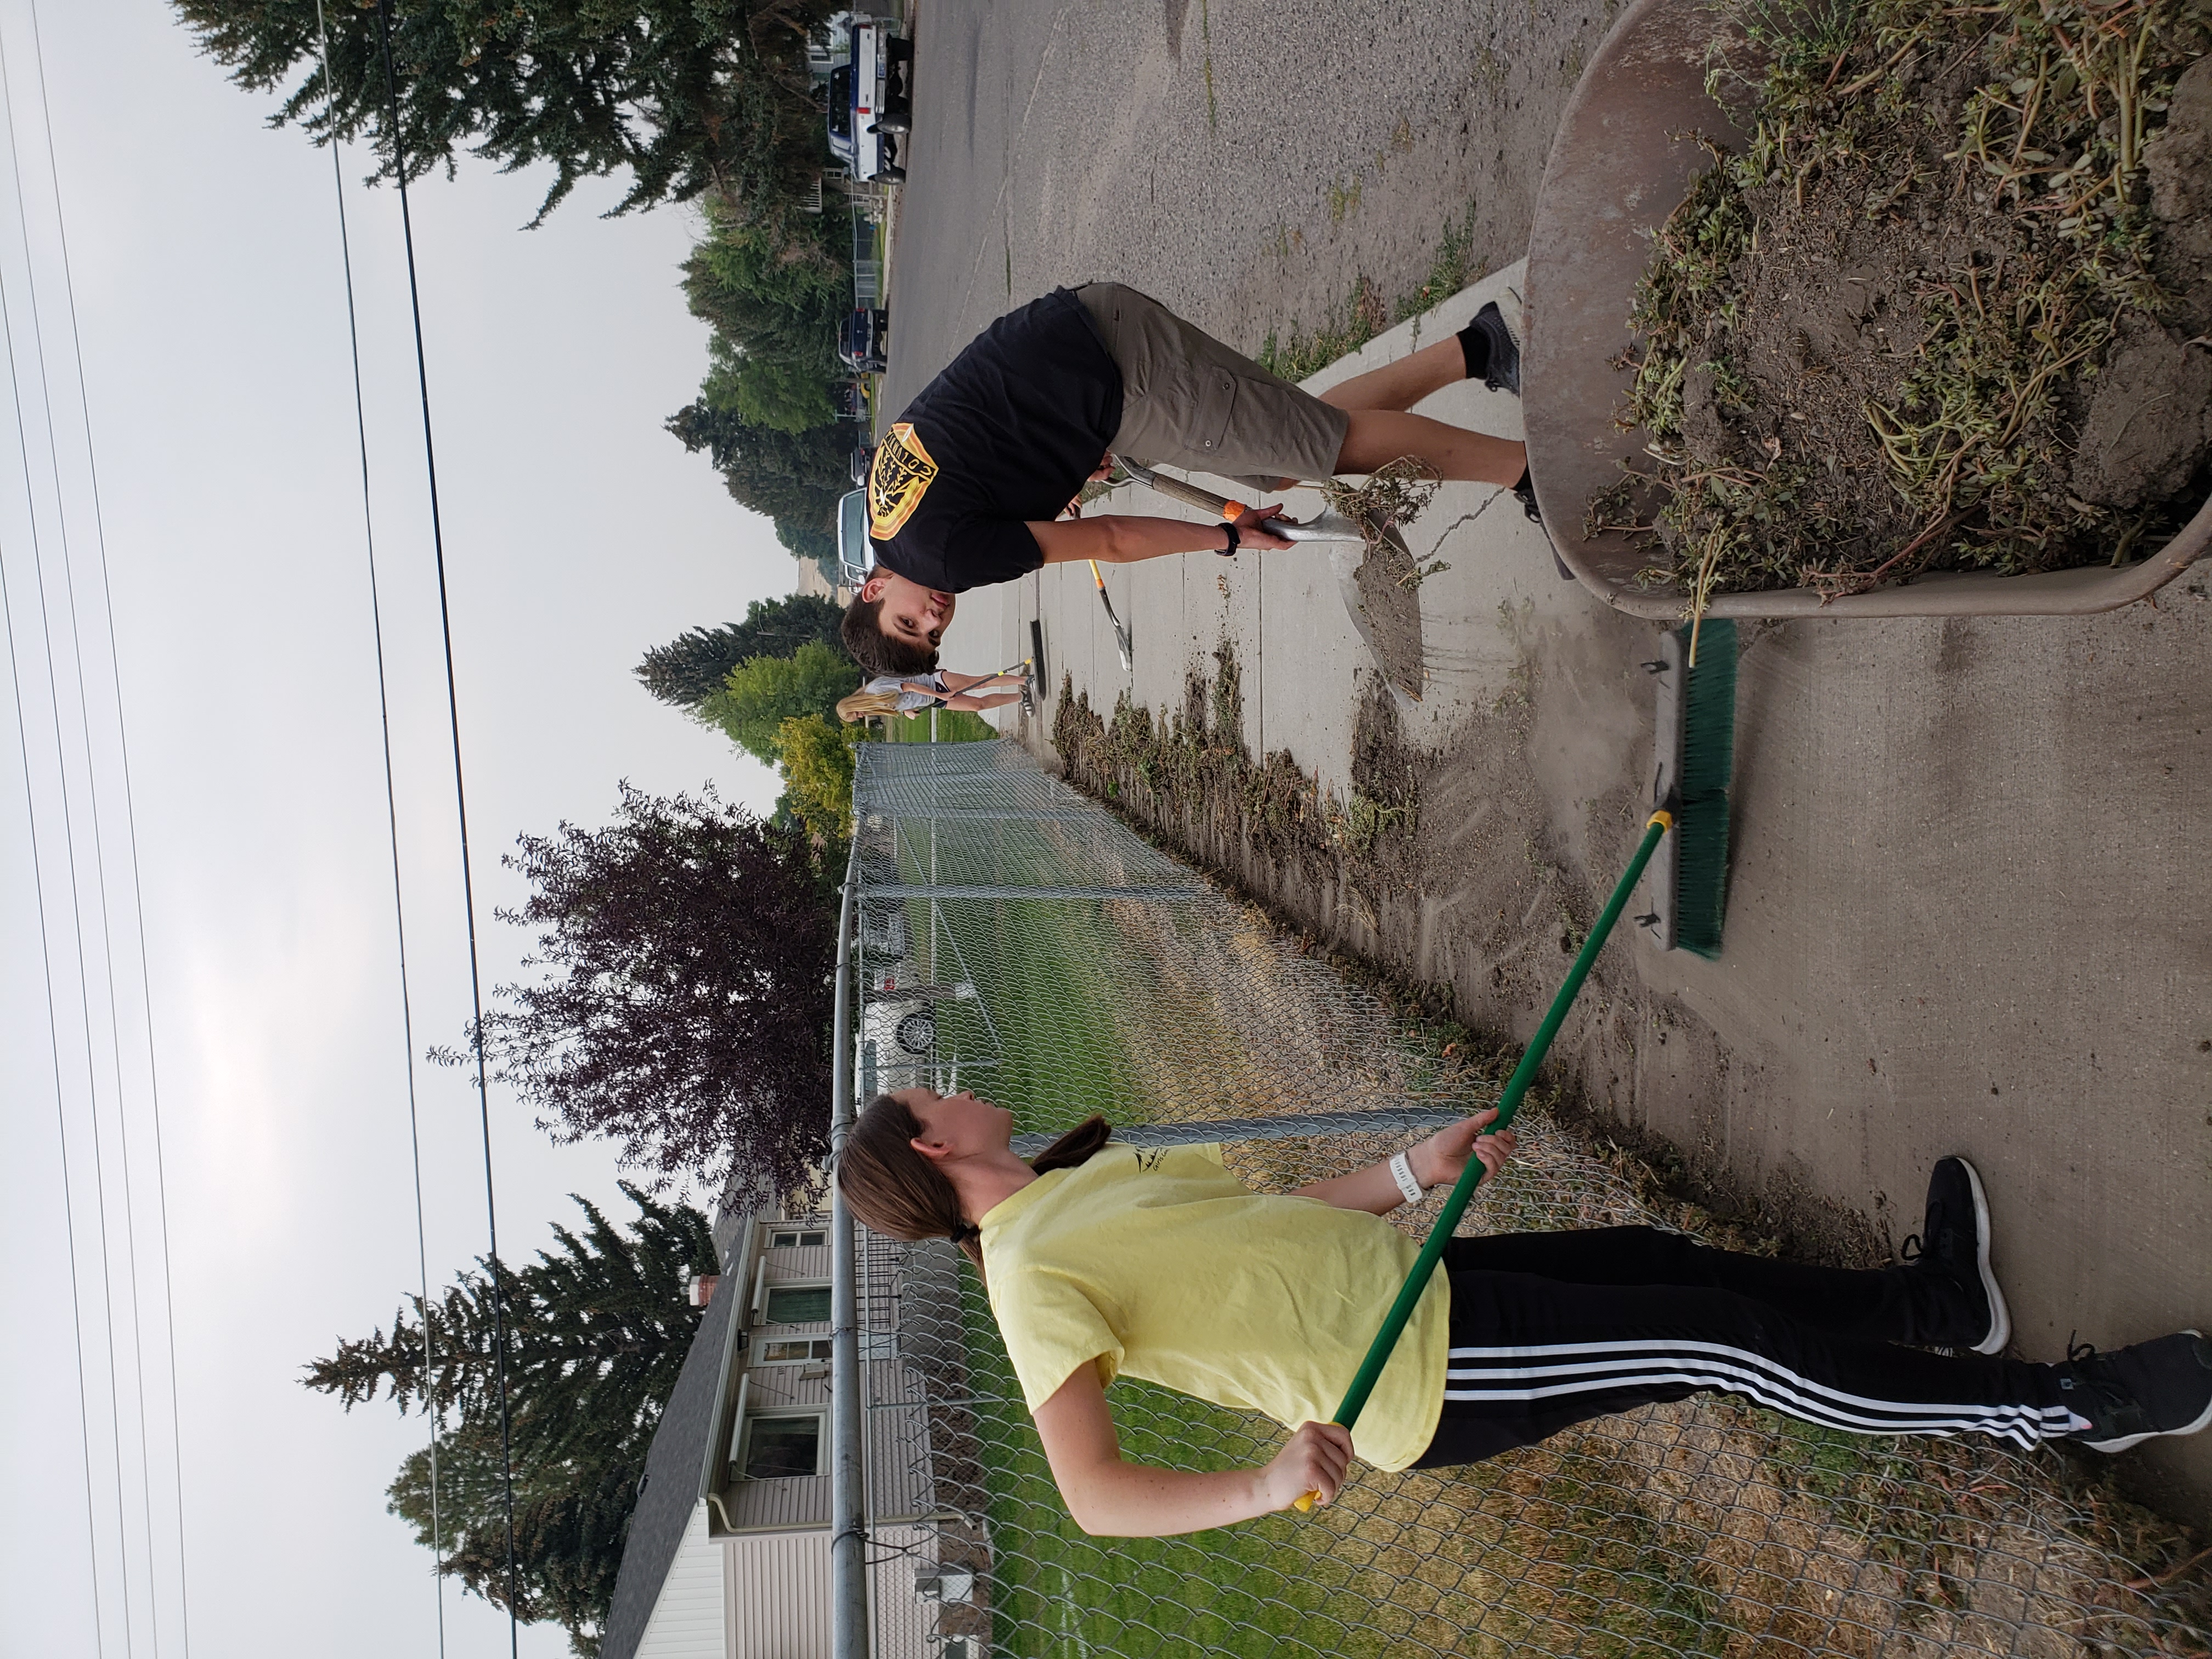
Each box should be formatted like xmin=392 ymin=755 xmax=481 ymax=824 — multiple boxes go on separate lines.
xmin=1294 ymin=810 xmax=1675 ymax=1511
xmin=1113 ymin=456 xmax=1369 ymax=544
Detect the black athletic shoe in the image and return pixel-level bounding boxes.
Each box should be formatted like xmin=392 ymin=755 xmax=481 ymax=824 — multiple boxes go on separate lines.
xmin=2058 ymin=1331 xmax=2212 ymax=1453
xmin=1465 ymin=290 xmax=1525 ymax=395
xmin=1513 ymin=472 xmax=1542 ymax=524
xmin=1899 ymin=1155 xmax=2010 ymax=1355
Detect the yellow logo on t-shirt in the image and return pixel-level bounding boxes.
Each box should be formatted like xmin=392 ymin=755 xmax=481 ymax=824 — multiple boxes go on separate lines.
xmin=870 ymin=422 xmax=938 ymax=539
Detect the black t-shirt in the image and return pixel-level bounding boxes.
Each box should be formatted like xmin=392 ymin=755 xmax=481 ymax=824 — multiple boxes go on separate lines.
xmin=868 ymin=289 xmax=1123 ymax=591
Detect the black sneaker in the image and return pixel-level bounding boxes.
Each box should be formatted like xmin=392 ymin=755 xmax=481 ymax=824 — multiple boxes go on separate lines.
xmin=2058 ymin=1331 xmax=2212 ymax=1453
xmin=1899 ymin=1155 xmax=2010 ymax=1355
xmin=1467 ymin=290 xmax=1525 ymax=395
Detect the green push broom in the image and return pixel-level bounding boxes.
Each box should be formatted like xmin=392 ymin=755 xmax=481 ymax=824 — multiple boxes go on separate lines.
xmin=1296 ymin=625 xmax=1736 ymax=1505
xmin=1639 ymin=618 xmax=1737 ymax=959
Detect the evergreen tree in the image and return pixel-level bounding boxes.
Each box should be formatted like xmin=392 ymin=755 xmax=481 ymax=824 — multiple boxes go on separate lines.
xmin=682 ymin=210 xmax=849 ymax=360
xmin=665 ymin=398 xmax=849 ymax=533
xmin=634 ymin=595 xmax=842 ymax=708
xmin=700 ymin=640 xmax=858 ymax=765
xmin=306 ymin=1187 xmax=719 ymax=1654
xmin=704 ymin=340 xmax=838 ymax=435
xmin=452 ymin=783 xmax=836 ymax=1196
xmin=174 ymin=0 xmax=839 ymax=225
xmin=386 ymin=1415 xmax=640 ymax=1652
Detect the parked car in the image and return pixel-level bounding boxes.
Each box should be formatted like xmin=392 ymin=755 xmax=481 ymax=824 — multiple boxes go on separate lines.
xmin=850 ymin=444 xmax=876 ymax=486
xmin=858 ymin=960 xmax=977 ymax=1072
xmin=831 ymin=379 xmax=871 ymax=423
xmin=823 ymin=18 xmax=911 ymax=184
xmin=838 ymin=488 xmax=872 ymax=589
xmin=839 ymin=308 xmax=888 ymax=374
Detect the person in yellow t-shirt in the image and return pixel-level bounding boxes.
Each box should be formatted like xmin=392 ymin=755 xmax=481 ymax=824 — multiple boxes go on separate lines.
xmin=836 ymin=1088 xmax=2212 ymax=1539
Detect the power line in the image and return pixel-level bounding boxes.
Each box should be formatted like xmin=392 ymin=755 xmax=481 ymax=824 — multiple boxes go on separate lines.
xmin=369 ymin=2 xmax=523 ymax=1648
xmin=16 ymin=2 xmax=191 ymax=1639
xmin=0 ymin=109 xmax=136 ymax=1658
xmin=0 ymin=16 xmax=162 ymax=1650
xmin=311 ymin=0 xmax=448 ymax=1649
xmin=0 ymin=416 xmax=106 ymax=1659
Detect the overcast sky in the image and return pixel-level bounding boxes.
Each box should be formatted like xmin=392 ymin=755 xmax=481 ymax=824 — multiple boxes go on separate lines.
xmin=0 ymin=2 xmax=794 ymax=1654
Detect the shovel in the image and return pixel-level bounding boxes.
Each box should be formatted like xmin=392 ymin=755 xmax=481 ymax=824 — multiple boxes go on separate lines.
xmin=1111 ymin=457 xmax=1373 ymax=543
xmin=1110 ymin=458 xmax=1421 ymax=705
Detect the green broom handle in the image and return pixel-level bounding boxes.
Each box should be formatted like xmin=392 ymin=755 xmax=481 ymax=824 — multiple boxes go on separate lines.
xmin=1304 ymin=810 xmax=1674 ymax=1489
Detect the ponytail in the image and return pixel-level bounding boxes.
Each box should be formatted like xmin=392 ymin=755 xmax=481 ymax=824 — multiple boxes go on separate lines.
xmin=836 ymin=689 xmax=907 ymax=723
xmin=836 ymin=1100 xmax=1110 ymax=1277
xmin=1028 ymin=1115 xmax=1113 ymax=1175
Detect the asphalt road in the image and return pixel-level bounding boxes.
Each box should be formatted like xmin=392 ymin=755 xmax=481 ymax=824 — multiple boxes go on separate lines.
xmin=881 ymin=0 xmax=1616 ymax=409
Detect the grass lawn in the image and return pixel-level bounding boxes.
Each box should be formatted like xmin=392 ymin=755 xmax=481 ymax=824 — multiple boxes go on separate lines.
xmin=880 ymin=709 xmax=998 ymax=743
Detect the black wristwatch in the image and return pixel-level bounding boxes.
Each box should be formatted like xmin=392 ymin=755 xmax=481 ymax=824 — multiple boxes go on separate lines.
xmin=1217 ymin=520 xmax=1240 ymax=557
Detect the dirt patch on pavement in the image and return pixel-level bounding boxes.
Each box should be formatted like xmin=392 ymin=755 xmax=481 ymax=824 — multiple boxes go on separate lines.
xmin=1050 ymin=643 xmax=1421 ymax=918
xmin=1350 ymin=539 xmax=1426 ymax=703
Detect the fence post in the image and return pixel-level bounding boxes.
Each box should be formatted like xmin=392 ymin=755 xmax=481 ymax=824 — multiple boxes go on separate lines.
xmin=827 ymin=837 xmax=869 ymax=1659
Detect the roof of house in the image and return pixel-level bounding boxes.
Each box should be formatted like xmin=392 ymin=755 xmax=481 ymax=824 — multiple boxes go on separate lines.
xmin=600 ymin=1269 xmax=737 ymax=1659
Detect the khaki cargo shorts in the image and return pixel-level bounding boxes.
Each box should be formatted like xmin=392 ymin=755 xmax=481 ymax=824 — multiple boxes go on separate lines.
xmin=1074 ymin=283 xmax=1348 ymax=493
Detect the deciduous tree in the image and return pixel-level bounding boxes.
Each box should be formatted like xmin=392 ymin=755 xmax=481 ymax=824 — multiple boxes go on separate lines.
xmin=772 ymin=714 xmax=859 ymax=843
xmin=700 ymin=640 xmax=857 ymax=765
xmin=634 ymin=595 xmax=842 ymax=709
xmin=449 ymin=783 xmax=834 ymax=1196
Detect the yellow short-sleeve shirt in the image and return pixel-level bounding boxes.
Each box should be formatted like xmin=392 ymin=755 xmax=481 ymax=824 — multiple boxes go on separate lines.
xmin=977 ymin=1141 xmax=1448 ymax=1472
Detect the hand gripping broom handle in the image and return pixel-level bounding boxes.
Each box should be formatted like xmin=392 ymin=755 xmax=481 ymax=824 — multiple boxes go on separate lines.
xmin=1295 ymin=810 xmax=1674 ymax=1510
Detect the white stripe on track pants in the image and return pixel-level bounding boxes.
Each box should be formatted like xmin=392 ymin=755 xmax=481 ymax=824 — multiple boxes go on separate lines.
xmin=1411 ymin=1228 xmax=2075 ymax=1468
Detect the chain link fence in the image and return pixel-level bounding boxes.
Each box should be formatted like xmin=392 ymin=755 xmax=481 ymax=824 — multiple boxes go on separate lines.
xmin=838 ymin=737 xmax=2210 ymax=1659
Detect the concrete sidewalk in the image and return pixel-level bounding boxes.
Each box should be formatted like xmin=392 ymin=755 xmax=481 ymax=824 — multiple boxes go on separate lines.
xmin=973 ymin=270 xmax=2212 ymax=1521
xmin=983 ymin=266 xmax=1542 ymax=793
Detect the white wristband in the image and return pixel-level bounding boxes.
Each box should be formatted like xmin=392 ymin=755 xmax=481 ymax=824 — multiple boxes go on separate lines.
xmin=1388 ymin=1151 xmax=1425 ymax=1207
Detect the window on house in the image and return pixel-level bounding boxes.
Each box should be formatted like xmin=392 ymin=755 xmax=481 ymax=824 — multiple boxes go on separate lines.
xmin=741 ymin=1414 xmax=822 ymax=1480
xmin=764 ymin=1284 xmax=832 ymax=1325
xmin=769 ymin=1228 xmax=827 ymax=1249
xmin=758 ymin=1338 xmax=834 ymax=1363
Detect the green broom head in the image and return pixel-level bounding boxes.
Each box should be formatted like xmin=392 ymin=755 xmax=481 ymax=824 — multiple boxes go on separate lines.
xmin=1674 ymin=618 xmax=1737 ymax=959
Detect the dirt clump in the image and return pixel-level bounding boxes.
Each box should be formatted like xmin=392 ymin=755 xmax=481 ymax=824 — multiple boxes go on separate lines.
xmin=1325 ymin=456 xmax=1443 ymax=701
xmin=1350 ymin=537 xmax=1425 ymax=701
xmin=2148 ymin=53 xmax=2212 ymax=334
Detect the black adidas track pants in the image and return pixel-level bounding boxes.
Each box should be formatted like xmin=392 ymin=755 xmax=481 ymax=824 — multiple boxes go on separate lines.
xmin=1412 ymin=1227 xmax=2075 ymax=1468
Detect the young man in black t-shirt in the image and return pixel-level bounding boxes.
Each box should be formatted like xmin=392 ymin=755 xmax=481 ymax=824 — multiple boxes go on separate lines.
xmin=841 ymin=283 xmax=1530 ymax=675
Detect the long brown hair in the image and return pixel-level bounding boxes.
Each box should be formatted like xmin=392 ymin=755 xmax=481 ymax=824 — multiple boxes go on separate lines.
xmin=836 ymin=688 xmax=909 ymax=723
xmin=836 ymin=1099 xmax=1110 ymax=1274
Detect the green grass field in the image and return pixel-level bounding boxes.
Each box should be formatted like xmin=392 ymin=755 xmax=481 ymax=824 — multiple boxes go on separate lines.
xmin=881 ymin=709 xmax=998 ymax=743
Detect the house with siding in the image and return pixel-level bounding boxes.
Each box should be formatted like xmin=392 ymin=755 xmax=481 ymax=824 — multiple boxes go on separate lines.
xmin=601 ymin=1204 xmax=982 ymax=1659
